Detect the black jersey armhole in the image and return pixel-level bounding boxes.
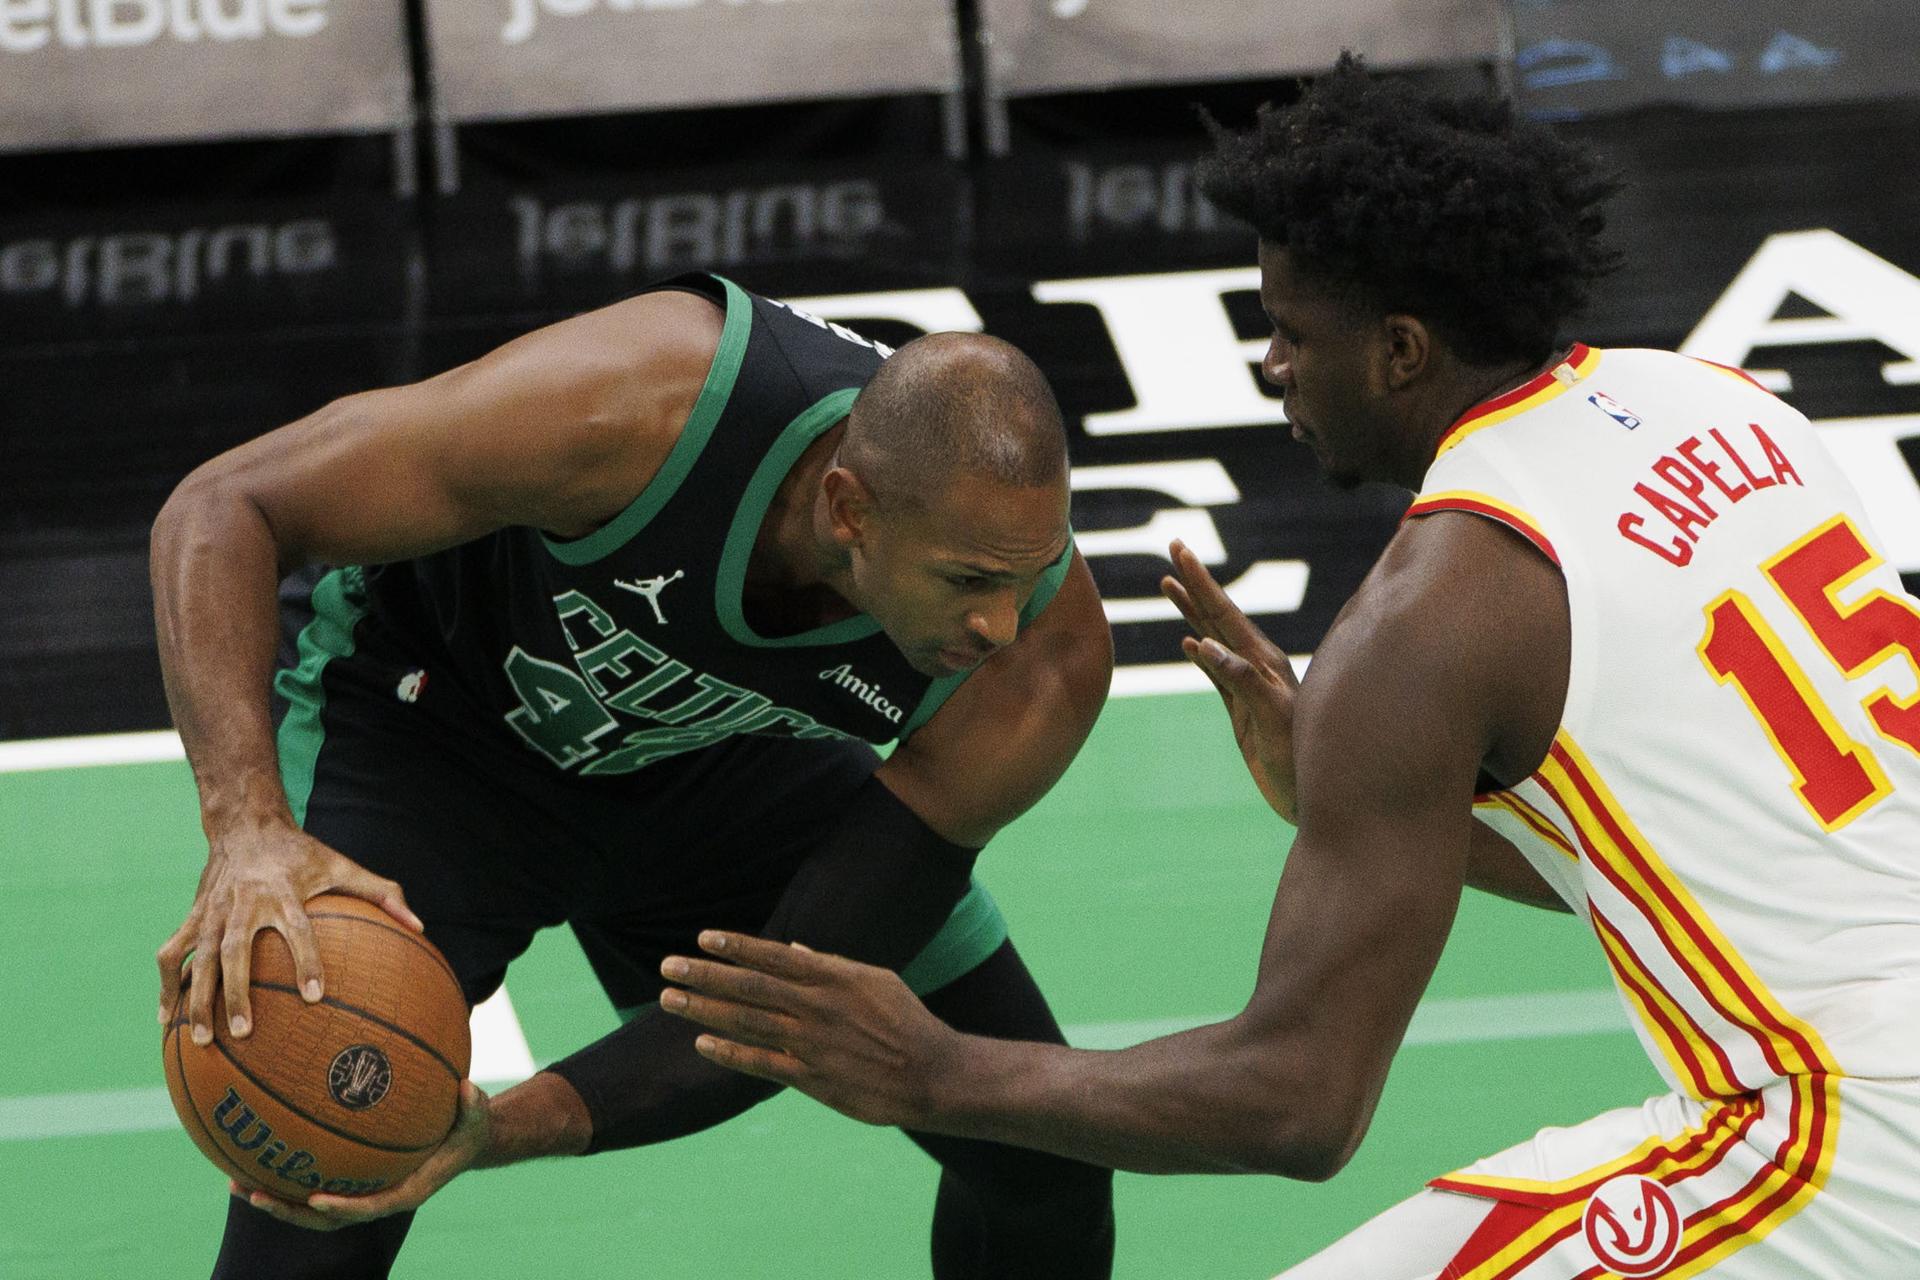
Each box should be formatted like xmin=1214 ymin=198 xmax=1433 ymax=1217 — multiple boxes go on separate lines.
xmin=541 ymin=275 xmax=752 ymax=566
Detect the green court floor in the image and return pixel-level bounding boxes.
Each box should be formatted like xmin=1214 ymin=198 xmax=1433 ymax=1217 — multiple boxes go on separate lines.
xmin=0 ymin=692 xmax=1658 ymax=1278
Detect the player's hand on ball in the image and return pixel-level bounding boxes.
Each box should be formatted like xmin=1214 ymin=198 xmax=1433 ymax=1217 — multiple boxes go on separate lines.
xmin=156 ymin=826 xmax=423 ymax=1047
xmin=234 ymin=1081 xmax=491 ymax=1230
xmin=1162 ymin=538 xmax=1301 ymax=822
xmin=659 ymin=933 xmax=961 ymax=1130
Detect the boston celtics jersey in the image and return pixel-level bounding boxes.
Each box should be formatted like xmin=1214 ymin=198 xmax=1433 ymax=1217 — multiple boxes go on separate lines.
xmin=357 ymin=274 xmax=1070 ymax=778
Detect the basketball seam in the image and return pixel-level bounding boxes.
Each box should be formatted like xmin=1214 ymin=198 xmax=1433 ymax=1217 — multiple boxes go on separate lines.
xmin=252 ymin=982 xmax=465 ymax=1083
xmin=171 ymin=1021 xmax=266 ymax=1190
xmin=304 ymin=911 xmax=463 ymax=994
xmin=205 ymin=1029 xmax=440 ymax=1155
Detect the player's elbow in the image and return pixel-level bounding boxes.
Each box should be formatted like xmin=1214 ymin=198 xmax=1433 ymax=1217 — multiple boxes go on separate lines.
xmin=1237 ymin=1104 xmax=1364 ymax=1181
xmin=1217 ymin=1027 xmax=1373 ymax=1180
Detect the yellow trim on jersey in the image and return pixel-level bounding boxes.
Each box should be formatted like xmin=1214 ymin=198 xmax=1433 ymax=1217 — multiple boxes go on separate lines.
xmin=1520 ymin=734 xmax=1841 ymax=1272
xmin=1432 ymin=345 xmax=1603 ymax=463
xmin=1405 ymin=491 xmax=1559 ymax=565
xmin=1698 ymin=588 xmax=1893 ymax=833
xmin=1478 ymin=790 xmax=1578 ymax=863
xmin=1437 ymin=1096 xmax=1754 ymax=1200
xmin=1540 ymin=732 xmax=1842 ymax=1081
xmin=1593 ymin=911 xmax=1743 ymax=1101
xmin=1662 ymin=1073 xmax=1842 ymax=1280
xmin=1440 ymin=1100 xmax=1759 ymax=1280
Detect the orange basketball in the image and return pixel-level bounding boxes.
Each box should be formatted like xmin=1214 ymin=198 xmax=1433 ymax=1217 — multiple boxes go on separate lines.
xmin=162 ymin=894 xmax=471 ymax=1199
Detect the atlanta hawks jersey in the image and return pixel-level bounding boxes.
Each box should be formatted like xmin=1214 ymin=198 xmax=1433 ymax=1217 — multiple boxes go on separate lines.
xmin=1407 ymin=346 xmax=1920 ymax=1275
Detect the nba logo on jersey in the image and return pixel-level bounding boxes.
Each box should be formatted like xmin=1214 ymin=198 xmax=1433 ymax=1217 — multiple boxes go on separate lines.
xmin=1586 ymin=391 xmax=1642 ymax=430
xmin=1581 ymin=1175 xmax=1681 ymax=1277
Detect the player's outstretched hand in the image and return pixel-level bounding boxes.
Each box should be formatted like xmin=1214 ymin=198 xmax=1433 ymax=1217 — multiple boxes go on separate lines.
xmin=234 ymin=1081 xmax=491 ymax=1231
xmin=1161 ymin=538 xmax=1302 ymax=822
xmin=659 ymin=932 xmax=960 ymax=1130
xmin=156 ymin=827 xmax=423 ymax=1048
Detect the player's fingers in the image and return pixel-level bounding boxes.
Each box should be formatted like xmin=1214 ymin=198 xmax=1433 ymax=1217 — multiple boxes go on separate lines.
xmin=336 ymin=865 xmax=424 ymax=933
xmin=1161 ymin=574 xmax=1210 ymax=637
xmin=276 ymin=905 xmax=326 ymax=1004
xmin=691 ymin=1033 xmax=805 ymax=1086
xmin=219 ymin=922 xmax=258 ymax=1039
xmin=1169 ymin=541 xmax=1237 ymax=621
xmin=245 ymin=1189 xmax=338 ymax=1231
xmin=305 ymin=1190 xmax=405 ymax=1224
xmin=1180 ymin=636 xmax=1240 ymax=713
xmin=661 ymin=954 xmax=805 ymax=1011
xmin=694 ymin=930 xmax=836 ymax=981
xmin=1170 ymin=543 xmax=1291 ymax=669
xmin=156 ymin=918 xmax=195 ymax=1026
xmin=659 ymin=986 xmax=797 ymax=1050
xmin=186 ymin=928 xmax=220 ymax=1045
xmin=1194 ymin=638 xmax=1267 ymax=699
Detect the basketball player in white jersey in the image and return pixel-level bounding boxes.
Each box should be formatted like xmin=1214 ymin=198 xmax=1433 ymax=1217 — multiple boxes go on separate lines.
xmin=650 ymin=56 xmax=1920 ymax=1277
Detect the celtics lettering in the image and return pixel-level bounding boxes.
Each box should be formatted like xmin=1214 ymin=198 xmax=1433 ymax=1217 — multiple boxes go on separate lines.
xmin=500 ymin=589 xmax=852 ymax=774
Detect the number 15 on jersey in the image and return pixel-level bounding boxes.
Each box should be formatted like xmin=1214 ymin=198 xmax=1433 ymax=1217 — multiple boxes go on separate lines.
xmin=1700 ymin=515 xmax=1920 ymax=831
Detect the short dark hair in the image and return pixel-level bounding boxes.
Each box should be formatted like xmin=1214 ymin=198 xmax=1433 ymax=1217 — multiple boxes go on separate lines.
xmin=843 ymin=332 xmax=1067 ymax=506
xmin=1196 ymin=55 xmax=1622 ymax=366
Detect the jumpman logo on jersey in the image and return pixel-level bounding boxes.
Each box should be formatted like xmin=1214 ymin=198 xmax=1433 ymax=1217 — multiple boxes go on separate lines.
xmin=613 ymin=570 xmax=686 ymax=624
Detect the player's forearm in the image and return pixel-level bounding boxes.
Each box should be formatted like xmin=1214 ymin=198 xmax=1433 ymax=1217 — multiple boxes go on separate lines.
xmin=923 ymin=1018 xmax=1350 ymax=1178
xmin=150 ymin=476 xmax=295 ymax=838
xmin=473 ymin=1072 xmax=594 ymax=1167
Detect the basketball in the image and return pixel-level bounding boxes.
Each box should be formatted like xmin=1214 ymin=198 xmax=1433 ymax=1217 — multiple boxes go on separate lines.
xmin=162 ymin=894 xmax=471 ymax=1199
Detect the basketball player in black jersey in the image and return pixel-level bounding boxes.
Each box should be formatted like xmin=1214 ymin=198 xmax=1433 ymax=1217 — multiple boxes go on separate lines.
xmin=150 ymin=274 xmax=1116 ymax=1278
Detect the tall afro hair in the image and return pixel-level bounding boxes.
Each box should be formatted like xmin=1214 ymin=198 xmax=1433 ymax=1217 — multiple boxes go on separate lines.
xmin=1197 ymin=55 xmax=1622 ymax=367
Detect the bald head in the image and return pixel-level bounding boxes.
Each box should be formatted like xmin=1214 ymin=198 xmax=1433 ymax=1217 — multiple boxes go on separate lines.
xmin=841 ymin=332 xmax=1067 ymax=506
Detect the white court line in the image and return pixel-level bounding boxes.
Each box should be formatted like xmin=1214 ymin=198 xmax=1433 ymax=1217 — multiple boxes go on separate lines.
xmin=0 ymin=989 xmax=1627 ymax=1143
xmin=0 ymin=666 xmax=1317 ymax=774
xmin=0 ymin=729 xmax=186 ymax=773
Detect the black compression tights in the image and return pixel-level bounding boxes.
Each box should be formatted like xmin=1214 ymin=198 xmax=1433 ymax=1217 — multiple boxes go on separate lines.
xmin=210 ymin=941 xmax=1113 ymax=1280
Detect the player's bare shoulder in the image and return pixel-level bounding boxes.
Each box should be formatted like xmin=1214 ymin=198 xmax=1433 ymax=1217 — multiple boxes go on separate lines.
xmin=1306 ymin=510 xmax=1569 ymax=784
xmin=488 ymin=287 xmax=728 ymax=538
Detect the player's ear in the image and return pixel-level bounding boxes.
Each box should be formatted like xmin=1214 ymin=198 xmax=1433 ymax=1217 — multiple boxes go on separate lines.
xmin=1381 ymin=314 xmax=1431 ymax=392
xmin=822 ymin=466 xmax=877 ymax=547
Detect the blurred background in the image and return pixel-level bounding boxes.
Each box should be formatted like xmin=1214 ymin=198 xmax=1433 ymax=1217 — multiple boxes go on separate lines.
xmin=3 ymin=0 xmax=1918 ymax=1275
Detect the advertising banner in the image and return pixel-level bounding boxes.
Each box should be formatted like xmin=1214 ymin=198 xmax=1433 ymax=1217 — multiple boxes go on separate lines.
xmin=426 ymin=0 xmax=961 ymax=124
xmin=0 ymin=0 xmax=412 ymax=151
xmin=979 ymin=0 xmax=1504 ymax=99
xmin=1514 ymin=0 xmax=1920 ymax=119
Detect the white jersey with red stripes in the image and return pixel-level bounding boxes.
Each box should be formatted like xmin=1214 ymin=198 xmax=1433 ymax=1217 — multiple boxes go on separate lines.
xmin=1400 ymin=345 xmax=1920 ymax=1277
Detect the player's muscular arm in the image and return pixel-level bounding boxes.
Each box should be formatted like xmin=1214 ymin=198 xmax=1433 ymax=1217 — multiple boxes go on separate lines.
xmin=149 ymin=290 xmax=725 ymax=1049
xmin=878 ymin=552 xmax=1112 ymax=846
xmin=662 ymin=516 xmax=1570 ymax=1176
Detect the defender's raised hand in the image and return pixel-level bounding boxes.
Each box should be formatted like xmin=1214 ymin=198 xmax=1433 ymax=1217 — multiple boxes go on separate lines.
xmin=658 ymin=932 xmax=961 ymax=1131
xmin=1161 ymin=539 xmax=1301 ymax=822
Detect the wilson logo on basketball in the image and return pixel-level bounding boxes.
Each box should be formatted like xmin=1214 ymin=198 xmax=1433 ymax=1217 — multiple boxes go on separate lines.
xmin=327 ymin=1045 xmax=392 ymax=1110
xmin=1582 ymin=1174 xmax=1682 ymax=1277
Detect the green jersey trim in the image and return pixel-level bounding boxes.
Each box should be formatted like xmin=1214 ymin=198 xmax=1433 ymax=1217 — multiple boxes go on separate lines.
xmin=715 ymin=385 xmax=882 ymax=648
xmin=895 ymin=536 xmax=1076 ymax=742
xmin=617 ymin=880 xmax=1004 ymax=1010
xmin=899 ymin=879 xmax=1008 ymax=996
xmin=273 ymin=567 xmax=369 ymax=827
xmin=542 ymin=276 xmax=753 ymax=567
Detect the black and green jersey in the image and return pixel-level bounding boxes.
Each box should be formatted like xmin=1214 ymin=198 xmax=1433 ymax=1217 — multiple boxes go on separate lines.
xmin=357 ymin=274 xmax=1071 ymax=778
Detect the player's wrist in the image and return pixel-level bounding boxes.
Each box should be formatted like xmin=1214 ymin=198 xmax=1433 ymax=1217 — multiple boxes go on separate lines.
xmin=474 ymin=1072 xmax=594 ymax=1167
xmin=197 ymin=766 xmax=297 ymax=841
xmin=923 ymin=1028 xmax=996 ymax=1134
